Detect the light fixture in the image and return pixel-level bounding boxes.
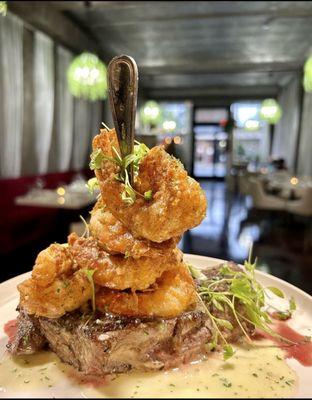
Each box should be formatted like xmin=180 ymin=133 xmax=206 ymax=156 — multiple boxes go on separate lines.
xmin=290 ymin=177 xmax=299 ymax=186
xmin=140 ymin=100 xmax=162 ymax=125
xmin=67 ymin=52 xmax=107 ymax=101
xmin=259 ymin=99 xmax=282 ymax=124
xmin=0 ymin=1 xmax=7 ymax=16
xmin=173 ymin=135 xmax=182 ymax=144
xmin=303 ymin=56 xmax=312 ymax=93
xmin=163 ymin=120 xmax=176 ymax=131
xmin=56 ymin=186 xmax=66 ymax=196
xmin=245 ymin=120 xmax=260 ymax=131
xmin=57 ymin=197 xmax=65 ymax=205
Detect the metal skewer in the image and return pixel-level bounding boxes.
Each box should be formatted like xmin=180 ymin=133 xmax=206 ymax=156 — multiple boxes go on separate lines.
xmin=107 ymin=55 xmax=138 ymax=185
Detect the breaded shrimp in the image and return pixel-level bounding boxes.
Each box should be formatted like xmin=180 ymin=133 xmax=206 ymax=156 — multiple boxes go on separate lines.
xmin=95 ymin=264 xmax=197 ymax=318
xmin=31 ymin=243 xmax=75 ymax=287
xmin=68 ymin=233 xmax=183 ymax=291
xmin=18 ymin=270 xmax=92 ymax=318
xmin=92 ymin=129 xmax=207 ymax=242
xmin=89 ymin=199 xmax=179 ymax=258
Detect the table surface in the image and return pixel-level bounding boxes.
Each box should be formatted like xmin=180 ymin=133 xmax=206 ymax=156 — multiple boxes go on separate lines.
xmin=15 ymin=185 xmax=98 ymax=210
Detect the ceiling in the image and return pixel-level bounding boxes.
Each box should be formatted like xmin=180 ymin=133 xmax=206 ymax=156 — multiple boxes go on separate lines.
xmin=9 ymin=1 xmax=312 ymax=102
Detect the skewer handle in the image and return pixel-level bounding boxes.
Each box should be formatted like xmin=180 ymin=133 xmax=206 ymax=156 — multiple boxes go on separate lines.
xmin=107 ymin=55 xmax=138 ymax=185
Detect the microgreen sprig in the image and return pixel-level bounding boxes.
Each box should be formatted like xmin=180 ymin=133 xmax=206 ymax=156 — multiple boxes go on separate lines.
xmin=188 ymin=256 xmax=297 ymax=361
xmin=89 ymin=139 xmax=152 ymax=205
xmin=79 ymin=215 xmax=90 ymax=238
xmin=86 ymin=177 xmax=99 ymax=195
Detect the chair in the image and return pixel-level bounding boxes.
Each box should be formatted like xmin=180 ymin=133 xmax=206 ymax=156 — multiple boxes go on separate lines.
xmin=248 ymin=178 xmax=287 ymax=211
xmin=286 ymin=187 xmax=312 ymax=216
xmin=238 ymin=173 xmax=251 ymax=196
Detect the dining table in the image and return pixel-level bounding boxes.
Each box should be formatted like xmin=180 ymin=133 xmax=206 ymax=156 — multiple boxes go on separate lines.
xmin=262 ymin=172 xmax=312 ymax=200
xmin=14 ymin=181 xmax=98 ymax=210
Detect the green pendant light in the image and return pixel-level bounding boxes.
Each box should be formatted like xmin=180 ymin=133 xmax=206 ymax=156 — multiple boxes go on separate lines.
xmin=259 ymin=99 xmax=282 ymax=124
xmin=140 ymin=100 xmax=162 ymax=126
xmin=303 ymin=56 xmax=312 ymax=93
xmin=67 ymin=52 xmax=107 ymax=101
xmin=0 ymin=1 xmax=7 ymax=16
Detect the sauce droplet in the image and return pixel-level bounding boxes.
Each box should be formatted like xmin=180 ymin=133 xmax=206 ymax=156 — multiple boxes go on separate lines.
xmin=3 ymin=319 xmax=17 ymax=344
xmin=255 ymin=321 xmax=312 ymax=366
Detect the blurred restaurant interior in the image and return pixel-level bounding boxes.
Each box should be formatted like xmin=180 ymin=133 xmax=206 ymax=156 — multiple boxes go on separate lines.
xmin=0 ymin=1 xmax=312 ymax=294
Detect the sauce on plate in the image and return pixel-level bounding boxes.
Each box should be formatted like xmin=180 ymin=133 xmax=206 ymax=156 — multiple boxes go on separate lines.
xmin=0 ymin=341 xmax=297 ymax=398
xmin=255 ymin=321 xmax=312 ymax=367
xmin=3 ymin=319 xmax=17 ymax=344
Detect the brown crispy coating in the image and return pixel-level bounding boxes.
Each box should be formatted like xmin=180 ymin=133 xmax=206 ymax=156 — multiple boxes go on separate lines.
xmin=95 ymin=264 xmax=197 ymax=318
xmin=18 ymin=271 xmax=92 ymax=319
xmin=31 ymin=243 xmax=76 ymax=287
xmin=89 ymin=199 xmax=180 ymax=258
xmin=93 ymin=129 xmax=207 ymax=242
xmin=68 ymin=233 xmax=183 ymax=291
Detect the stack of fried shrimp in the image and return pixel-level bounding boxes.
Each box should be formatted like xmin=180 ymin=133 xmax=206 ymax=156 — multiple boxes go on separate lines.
xmin=18 ymin=128 xmax=207 ymax=320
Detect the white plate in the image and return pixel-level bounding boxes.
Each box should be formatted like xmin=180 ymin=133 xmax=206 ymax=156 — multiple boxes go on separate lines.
xmin=0 ymin=254 xmax=311 ymax=398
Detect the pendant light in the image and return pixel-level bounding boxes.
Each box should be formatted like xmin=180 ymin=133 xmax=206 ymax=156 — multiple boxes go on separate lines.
xmin=259 ymin=99 xmax=282 ymax=124
xmin=67 ymin=52 xmax=107 ymax=101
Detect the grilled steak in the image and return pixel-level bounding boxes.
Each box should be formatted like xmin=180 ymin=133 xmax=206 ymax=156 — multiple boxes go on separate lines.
xmin=9 ymin=307 xmax=211 ymax=374
xmin=7 ymin=308 xmax=47 ymax=355
xmin=8 ymin=264 xmax=254 ymax=376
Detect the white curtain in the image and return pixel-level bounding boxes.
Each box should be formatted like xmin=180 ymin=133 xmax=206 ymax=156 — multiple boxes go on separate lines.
xmin=0 ymin=13 xmax=23 ymax=177
xmin=72 ymin=98 xmax=92 ymax=170
xmin=55 ymin=45 xmax=74 ymax=171
xmin=272 ymin=76 xmax=300 ymax=173
xmin=297 ymin=92 xmax=312 ymax=176
xmin=91 ymin=101 xmax=103 ymax=138
xmin=34 ymin=31 xmax=55 ymax=174
xmin=88 ymin=101 xmax=103 ymax=154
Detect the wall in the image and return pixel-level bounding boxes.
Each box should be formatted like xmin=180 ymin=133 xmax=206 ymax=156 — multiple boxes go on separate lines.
xmin=297 ymin=91 xmax=312 ymax=176
xmin=272 ymin=75 xmax=301 ymax=173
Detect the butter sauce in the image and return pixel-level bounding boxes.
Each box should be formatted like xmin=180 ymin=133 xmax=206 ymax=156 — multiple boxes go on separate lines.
xmin=0 ymin=340 xmax=297 ymax=398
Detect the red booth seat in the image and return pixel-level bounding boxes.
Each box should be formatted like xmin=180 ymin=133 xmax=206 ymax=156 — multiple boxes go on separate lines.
xmin=0 ymin=169 xmax=92 ymax=254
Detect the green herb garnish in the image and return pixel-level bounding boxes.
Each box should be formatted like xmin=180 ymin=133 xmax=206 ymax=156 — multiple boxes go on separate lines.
xmin=89 ymin=139 xmax=152 ymax=205
xmin=220 ymin=377 xmax=232 ymax=387
xmin=79 ymin=215 xmax=90 ymax=238
xmin=86 ymin=177 xmax=99 ymax=195
xmin=89 ymin=148 xmax=105 ymax=170
xmin=22 ymin=335 xmax=29 ymax=346
xmin=289 ymin=297 xmax=296 ymax=312
xmin=62 ymin=280 xmax=69 ymax=289
xmin=267 ymin=286 xmax=285 ymax=298
xmin=188 ymin=251 xmax=296 ymax=361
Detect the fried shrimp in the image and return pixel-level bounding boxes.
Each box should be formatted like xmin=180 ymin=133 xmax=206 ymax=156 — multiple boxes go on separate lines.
xmin=68 ymin=233 xmax=183 ymax=291
xmin=92 ymin=128 xmax=207 ymax=242
xmin=31 ymin=243 xmax=75 ymax=287
xmin=18 ymin=270 xmax=92 ymax=318
xmin=95 ymin=265 xmax=197 ymax=318
xmin=89 ymin=199 xmax=179 ymax=258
